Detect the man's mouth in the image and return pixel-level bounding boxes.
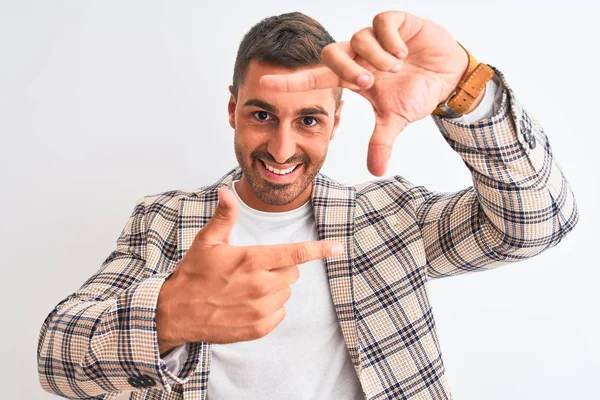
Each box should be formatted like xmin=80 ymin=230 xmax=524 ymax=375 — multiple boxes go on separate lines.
xmin=258 ymin=160 xmax=302 ymax=181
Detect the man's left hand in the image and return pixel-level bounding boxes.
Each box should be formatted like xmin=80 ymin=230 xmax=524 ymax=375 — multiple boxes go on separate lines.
xmin=260 ymin=11 xmax=469 ymax=176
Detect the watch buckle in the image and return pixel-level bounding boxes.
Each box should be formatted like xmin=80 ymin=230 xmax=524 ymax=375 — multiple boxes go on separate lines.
xmin=437 ymin=90 xmax=462 ymax=118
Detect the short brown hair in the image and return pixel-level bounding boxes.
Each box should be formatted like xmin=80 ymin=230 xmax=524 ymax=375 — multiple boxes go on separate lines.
xmin=232 ymin=12 xmax=342 ymax=107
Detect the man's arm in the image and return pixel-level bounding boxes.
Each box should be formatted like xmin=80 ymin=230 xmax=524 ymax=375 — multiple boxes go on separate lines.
xmin=37 ymin=198 xmax=202 ymax=398
xmin=259 ymin=10 xmax=578 ymax=279
xmin=38 ymin=190 xmax=341 ymax=398
xmin=402 ymin=67 xmax=578 ymax=279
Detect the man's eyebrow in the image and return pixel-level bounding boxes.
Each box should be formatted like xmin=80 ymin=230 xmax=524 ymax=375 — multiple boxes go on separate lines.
xmin=243 ymin=99 xmax=277 ymax=113
xmin=242 ymin=99 xmax=329 ymax=117
xmin=298 ymin=107 xmax=329 ymax=117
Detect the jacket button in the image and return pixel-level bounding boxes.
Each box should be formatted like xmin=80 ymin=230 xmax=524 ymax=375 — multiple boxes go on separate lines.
xmin=139 ymin=375 xmax=156 ymax=388
xmin=528 ymin=135 xmax=537 ymax=149
xmin=128 ymin=375 xmax=156 ymax=388
xmin=520 ymin=119 xmax=529 ymax=134
xmin=128 ymin=376 xmax=141 ymax=388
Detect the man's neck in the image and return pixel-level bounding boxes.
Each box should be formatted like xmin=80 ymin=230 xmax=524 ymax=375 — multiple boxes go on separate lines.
xmin=234 ymin=177 xmax=312 ymax=212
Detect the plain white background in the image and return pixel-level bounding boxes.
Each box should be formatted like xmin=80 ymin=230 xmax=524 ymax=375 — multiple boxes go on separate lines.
xmin=1 ymin=0 xmax=598 ymax=399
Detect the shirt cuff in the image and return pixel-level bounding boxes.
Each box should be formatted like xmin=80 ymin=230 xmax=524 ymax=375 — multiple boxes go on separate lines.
xmin=449 ymin=73 xmax=503 ymax=124
xmin=161 ymin=343 xmax=190 ymax=376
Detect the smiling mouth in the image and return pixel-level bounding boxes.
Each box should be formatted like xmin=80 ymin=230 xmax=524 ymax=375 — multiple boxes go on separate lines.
xmin=260 ymin=160 xmax=301 ymax=176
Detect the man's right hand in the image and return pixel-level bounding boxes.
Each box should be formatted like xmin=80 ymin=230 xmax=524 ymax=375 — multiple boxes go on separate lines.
xmin=156 ymin=187 xmax=343 ymax=354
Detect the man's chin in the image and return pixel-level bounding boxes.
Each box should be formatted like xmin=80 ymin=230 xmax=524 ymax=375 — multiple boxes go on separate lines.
xmin=239 ymin=159 xmax=320 ymax=207
xmin=248 ymin=175 xmax=309 ymax=207
xmin=257 ymin=194 xmax=296 ymax=206
xmin=253 ymin=179 xmax=303 ymax=204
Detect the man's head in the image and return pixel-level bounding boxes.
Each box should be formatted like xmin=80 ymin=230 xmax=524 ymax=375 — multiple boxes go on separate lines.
xmin=228 ymin=12 xmax=344 ymax=210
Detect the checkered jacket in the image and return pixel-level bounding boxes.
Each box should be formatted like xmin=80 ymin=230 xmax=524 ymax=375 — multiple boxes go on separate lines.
xmin=38 ymin=67 xmax=578 ymax=399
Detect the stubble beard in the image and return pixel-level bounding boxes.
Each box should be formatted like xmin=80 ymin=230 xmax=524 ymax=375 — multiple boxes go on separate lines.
xmin=234 ymin=137 xmax=326 ymax=207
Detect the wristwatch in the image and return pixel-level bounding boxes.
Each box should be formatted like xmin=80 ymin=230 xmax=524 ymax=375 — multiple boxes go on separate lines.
xmin=432 ymin=43 xmax=495 ymax=118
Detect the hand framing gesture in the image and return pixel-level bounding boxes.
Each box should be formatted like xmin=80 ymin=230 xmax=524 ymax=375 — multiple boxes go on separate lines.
xmin=260 ymin=11 xmax=470 ymax=176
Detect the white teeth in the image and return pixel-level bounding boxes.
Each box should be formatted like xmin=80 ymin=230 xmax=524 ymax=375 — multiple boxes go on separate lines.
xmin=264 ymin=162 xmax=297 ymax=175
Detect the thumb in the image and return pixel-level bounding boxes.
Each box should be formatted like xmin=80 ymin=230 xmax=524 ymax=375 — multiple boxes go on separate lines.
xmin=198 ymin=187 xmax=238 ymax=244
xmin=367 ymin=114 xmax=409 ymax=176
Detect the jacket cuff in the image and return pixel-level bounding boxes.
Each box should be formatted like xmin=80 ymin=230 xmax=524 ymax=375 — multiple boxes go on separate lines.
xmin=88 ymin=273 xmax=202 ymax=393
xmin=431 ymin=65 xmax=549 ymax=188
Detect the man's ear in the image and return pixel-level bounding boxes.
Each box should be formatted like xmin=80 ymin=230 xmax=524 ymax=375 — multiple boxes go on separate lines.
xmin=228 ymin=85 xmax=236 ymax=129
xmin=330 ymin=100 xmax=344 ymax=141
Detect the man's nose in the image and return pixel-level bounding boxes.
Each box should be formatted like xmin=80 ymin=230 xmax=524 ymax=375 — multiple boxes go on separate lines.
xmin=267 ymin=126 xmax=297 ymax=164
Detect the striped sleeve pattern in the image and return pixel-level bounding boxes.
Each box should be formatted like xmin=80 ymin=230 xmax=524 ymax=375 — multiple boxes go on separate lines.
xmin=411 ymin=66 xmax=578 ymax=279
xmin=348 ymin=66 xmax=578 ymax=400
xmin=37 ymin=196 xmax=202 ymax=398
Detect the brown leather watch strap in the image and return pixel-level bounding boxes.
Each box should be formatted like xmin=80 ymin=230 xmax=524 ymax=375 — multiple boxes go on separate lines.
xmin=433 ymin=43 xmax=495 ymax=118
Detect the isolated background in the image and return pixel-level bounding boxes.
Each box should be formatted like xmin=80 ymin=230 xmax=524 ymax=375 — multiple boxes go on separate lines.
xmin=1 ymin=0 xmax=598 ymax=399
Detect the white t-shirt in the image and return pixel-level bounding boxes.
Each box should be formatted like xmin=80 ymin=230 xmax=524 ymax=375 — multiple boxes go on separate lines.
xmin=165 ymin=182 xmax=365 ymax=400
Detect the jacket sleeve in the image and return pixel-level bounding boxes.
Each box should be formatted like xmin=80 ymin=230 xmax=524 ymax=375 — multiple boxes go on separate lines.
xmin=37 ymin=198 xmax=202 ymax=398
xmin=399 ymin=66 xmax=578 ymax=280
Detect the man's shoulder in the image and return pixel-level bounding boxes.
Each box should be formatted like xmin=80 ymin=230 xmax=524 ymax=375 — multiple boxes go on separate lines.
xmin=351 ymin=175 xmax=416 ymax=197
xmin=351 ymin=176 xmax=417 ymax=218
xmin=141 ymin=188 xmax=195 ymax=209
xmin=315 ymin=173 xmax=418 ymax=214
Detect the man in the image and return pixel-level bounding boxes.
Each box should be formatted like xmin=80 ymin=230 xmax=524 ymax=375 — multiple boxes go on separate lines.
xmin=37 ymin=10 xmax=578 ymax=400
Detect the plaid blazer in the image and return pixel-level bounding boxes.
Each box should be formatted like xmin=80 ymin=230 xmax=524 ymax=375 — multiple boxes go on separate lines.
xmin=38 ymin=67 xmax=578 ymax=400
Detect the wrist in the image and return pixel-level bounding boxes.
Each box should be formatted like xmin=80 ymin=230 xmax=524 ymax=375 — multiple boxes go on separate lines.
xmin=464 ymin=85 xmax=486 ymax=114
xmin=156 ymin=277 xmax=183 ymax=354
xmin=433 ymin=43 xmax=494 ymax=118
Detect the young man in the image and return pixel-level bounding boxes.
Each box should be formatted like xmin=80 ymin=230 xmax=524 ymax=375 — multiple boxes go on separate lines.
xmin=38 ymin=10 xmax=578 ymax=400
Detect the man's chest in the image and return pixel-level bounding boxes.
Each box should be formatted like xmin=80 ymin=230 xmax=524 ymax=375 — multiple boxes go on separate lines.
xmin=228 ymin=210 xmax=339 ymax=328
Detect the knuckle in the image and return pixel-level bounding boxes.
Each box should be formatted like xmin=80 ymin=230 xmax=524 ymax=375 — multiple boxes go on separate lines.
xmin=250 ymin=304 xmax=269 ymax=319
xmin=350 ymin=31 xmax=362 ymax=44
xmin=321 ymin=44 xmax=335 ymax=62
xmin=212 ymin=209 xmax=225 ymax=221
xmin=241 ymin=251 xmax=258 ymax=270
xmin=258 ymin=283 xmax=271 ymax=296
xmin=351 ymin=30 xmax=368 ymax=48
xmin=251 ymin=279 xmax=271 ymax=297
xmin=293 ymin=244 xmax=309 ymax=264
xmin=210 ymin=207 xmax=230 ymax=224
xmin=251 ymin=322 xmax=272 ymax=339
xmin=307 ymin=72 xmax=318 ymax=91
xmin=372 ymin=12 xmax=390 ymax=28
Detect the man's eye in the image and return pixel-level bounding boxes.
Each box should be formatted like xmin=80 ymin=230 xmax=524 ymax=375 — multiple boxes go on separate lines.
xmin=253 ymin=111 xmax=272 ymax=121
xmin=301 ymin=116 xmax=318 ymax=127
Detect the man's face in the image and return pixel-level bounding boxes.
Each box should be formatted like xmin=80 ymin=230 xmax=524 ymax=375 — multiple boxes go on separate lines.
xmin=229 ymin=60 xmax=342 ymax=207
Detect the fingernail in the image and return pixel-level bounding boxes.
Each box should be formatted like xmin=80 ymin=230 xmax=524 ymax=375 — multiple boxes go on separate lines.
xmin=396 ymin=50 xmax=407 ymax=59
xmin=357 ymin=74 xmax=371 ymax=88
xmin=391 ymin=61 xmax=404 ymax=72
xmin=332 ymin=243 xmax=344 ymax=256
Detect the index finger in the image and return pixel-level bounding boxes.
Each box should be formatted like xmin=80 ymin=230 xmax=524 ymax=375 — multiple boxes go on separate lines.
xmin=248 ymin=240 xmax=344 ymax=269
xmin=259 ymin=66 xmax=343 ymax=92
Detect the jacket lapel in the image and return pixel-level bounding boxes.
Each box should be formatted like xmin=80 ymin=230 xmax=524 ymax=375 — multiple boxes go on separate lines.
xmin=311 ymin=174 xmax=361 ymax=377
xmin=178 ymin=169 xmax=240 ymax=400
xmin=177 ymin=169 xmax=241 ymax=260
